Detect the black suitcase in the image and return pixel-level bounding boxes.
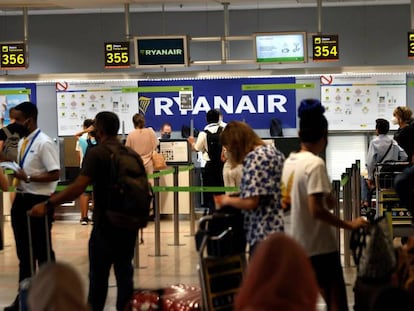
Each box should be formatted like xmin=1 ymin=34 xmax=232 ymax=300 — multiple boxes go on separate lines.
xmin=195 ymin=206 xmax=245 ymax=258
xmin=19 ymin=214 xmax=52 ymax=311
xmin=196 ymin=210 xmax=247 ymax=311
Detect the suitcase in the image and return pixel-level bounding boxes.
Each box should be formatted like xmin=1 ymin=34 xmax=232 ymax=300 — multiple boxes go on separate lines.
xmin=195 ymin=207 xmax=245 ymax=258
xmin=19 ymin=214 xmax=52 ymax=311
xmin=130 ymin=284 xmax=201 ymax=310
xmin=196 ymin=213 xmax=247 ymax=311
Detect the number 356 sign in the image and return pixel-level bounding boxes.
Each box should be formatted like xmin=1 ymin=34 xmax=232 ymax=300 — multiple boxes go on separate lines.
xmin=0 ymin=42 xmax=27 ymax=69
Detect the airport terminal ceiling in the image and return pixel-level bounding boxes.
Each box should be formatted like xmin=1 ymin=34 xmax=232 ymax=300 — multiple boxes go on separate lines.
xmin=0 ymin=0 xmax=410 ymax=14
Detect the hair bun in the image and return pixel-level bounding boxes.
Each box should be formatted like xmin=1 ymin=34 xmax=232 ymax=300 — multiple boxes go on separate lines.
xmin=298 ymin=99 xmax=325 ymax=118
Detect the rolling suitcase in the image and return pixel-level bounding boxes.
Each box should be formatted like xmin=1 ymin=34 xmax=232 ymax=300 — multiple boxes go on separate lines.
xmin=130 ymin=284 xmax=201 ymax=310
xmin=19 ymin=213 xmax=52 ymax=311
xmin=196 ymin=213 xmax=247 ymax=311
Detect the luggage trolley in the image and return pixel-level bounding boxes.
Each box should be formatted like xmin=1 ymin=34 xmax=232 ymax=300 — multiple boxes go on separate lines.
xmin=196 ymin=213 xmax=247 ymax=311
xmin=374 ymin=161 xmax=412 ymax=226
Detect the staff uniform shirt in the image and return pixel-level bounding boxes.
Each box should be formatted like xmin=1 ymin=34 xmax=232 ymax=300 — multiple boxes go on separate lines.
xmin=366 ymin=134 xmax=407 ymax=180
xmin=281 ymin=151 xmax=337 ymax=257
xmin=16 ymin=129 xmax=60 ymax=196
xmin=240 ymin=144 xmax=285 ymax=247
xmin=193 ymin=122 xmax=222 ymax=162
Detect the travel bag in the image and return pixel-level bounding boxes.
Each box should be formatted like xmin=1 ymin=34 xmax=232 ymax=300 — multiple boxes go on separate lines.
xmin=19 ymin=214 xmax=52 ymax=311
xmin=130 ymin=284 xmax=201 ymax=310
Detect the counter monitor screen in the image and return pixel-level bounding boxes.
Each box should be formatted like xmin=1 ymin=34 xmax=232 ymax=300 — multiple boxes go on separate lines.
xmin=254 ymin=32 xmax=307 ymax=64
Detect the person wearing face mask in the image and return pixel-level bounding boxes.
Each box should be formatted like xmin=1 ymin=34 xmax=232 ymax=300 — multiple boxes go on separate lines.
xmin=4 ymin=101 xmax=60 ymax=311
xmin=393 ymin=106 xmax=414 ymax=229
xmin=0 ymin=107 xmax=26 ymax=161
xmin=0 ymin=107 xmax=26 ymax=205
xmin=392 ymin=106 xmax=414 ymax=164
xmin=159 ymin=122 xmax=172 ymax=140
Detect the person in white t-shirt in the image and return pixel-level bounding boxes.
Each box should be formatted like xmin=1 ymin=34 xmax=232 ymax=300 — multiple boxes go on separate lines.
xmin=281 ymin=99 xmax=368 ymax=311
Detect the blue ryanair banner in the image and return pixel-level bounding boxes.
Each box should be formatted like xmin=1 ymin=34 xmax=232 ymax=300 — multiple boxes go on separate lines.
xmin=138 ymin=77 xmax=297 ymax=132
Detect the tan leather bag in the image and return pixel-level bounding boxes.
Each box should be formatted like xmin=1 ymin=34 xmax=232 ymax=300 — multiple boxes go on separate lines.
xmin=152 ymin=151 xmax=167 ymax=170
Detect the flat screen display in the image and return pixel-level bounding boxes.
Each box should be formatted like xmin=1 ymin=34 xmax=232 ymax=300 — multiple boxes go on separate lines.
xmin=134 ymin=36 xmax=189 ymax=67
xmin=254 ymin=32 xmax=307 ymax=63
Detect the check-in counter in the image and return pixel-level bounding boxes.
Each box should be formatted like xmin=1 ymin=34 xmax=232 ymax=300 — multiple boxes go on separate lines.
xmin=158 ymin=139 xmax=193 ymax=216
xmin=159 ymin=170 xmax=190 ymax=215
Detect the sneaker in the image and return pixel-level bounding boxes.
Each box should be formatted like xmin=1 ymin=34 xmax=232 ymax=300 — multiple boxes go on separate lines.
xmin=80 ymin=217 xmax=89 ymax=225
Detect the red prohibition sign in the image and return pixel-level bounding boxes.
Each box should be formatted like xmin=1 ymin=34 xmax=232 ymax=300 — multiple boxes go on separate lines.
xmin=56 ymin=82 xmax=68 ymax=91
xmin=320 ymin=75 xmax=333 ymax=85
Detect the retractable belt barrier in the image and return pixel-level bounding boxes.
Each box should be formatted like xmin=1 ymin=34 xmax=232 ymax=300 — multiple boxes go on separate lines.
xmin=0 ymin=166 xmax=238 ymax=260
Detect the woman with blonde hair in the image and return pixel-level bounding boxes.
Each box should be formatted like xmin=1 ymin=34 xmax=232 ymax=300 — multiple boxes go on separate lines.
xmin=215 ymin=121 xmax=285 ymax=256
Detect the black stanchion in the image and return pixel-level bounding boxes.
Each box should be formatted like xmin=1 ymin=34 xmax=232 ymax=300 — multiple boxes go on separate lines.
xmin=169 ymin=166 xmax=185 ymax=246
xmin=149 ymin=174 xmax=167 ymax=257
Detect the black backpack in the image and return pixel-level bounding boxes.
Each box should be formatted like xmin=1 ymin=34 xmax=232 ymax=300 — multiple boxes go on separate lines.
xmin=270 ymin=118 xmax=283 ymax=137
xmin=104 ymin=144 xmax=153 ymax=231
xmin=205 ymin=126 xmax=223 ymax=163
xmin=84 ymin=138 xmax=96 ymax=156
xmin=3 ymin=127 xmax=20 ymax=162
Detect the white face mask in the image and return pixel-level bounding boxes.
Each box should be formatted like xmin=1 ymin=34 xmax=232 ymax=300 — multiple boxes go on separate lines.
xmin=391 ymin=116 xmax=399 ymax=125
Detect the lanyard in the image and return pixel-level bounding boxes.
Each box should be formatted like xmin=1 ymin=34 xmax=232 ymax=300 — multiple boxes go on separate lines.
xmin=19 ymin=129 xmax=41 ymax=168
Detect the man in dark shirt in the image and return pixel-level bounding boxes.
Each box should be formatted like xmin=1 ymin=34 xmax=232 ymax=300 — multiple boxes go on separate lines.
xmin=30 ymin=111 xmax=138 ymax=311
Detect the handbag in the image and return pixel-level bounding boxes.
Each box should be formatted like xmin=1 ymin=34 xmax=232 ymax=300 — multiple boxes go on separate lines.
xmin=351 ymin=214 xmax=396 ymax=281
xmin=152 ymin=151 xmax=167 ymax=170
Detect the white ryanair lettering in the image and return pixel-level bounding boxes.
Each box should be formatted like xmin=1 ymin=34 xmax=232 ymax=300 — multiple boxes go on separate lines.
xmin=144 ymin=49 xmax=182 ymax=56
xmin=154 ymin=95 xmax=288 ymax=115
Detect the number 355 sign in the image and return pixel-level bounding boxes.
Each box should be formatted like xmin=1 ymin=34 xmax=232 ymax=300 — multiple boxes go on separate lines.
xmin=104 ymin=42 xmax=130 ymax=68
xmin=0 ymin=42 xmax=27 ymax=69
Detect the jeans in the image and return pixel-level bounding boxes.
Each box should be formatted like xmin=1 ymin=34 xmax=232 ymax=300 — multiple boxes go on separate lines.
xmin=88 ymin=225 xmax=137 ymax=311
xmin=202 ymin=161 xmax=224 ymax=214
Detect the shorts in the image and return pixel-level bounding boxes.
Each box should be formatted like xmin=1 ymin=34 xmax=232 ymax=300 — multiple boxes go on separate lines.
xmin=310 ymin=251 xmax=345 ymax=289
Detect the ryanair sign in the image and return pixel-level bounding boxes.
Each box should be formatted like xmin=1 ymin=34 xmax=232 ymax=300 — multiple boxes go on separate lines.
xmin=139 ymin=77 xmax=297 ymax=131
xmin=134 ymin=36 xmax=188 ymax=67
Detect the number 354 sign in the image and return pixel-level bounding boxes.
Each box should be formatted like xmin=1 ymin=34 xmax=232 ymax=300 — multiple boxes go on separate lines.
xmin=312 ymin=35 xmax=339 ymax=62
xmin=0 ymin=42 xmax=27 ymax=69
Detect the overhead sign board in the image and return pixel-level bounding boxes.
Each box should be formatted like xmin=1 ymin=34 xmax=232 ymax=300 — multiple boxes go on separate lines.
xmin=104 ymin=42 xmax=130 ymax=68
xmin=312 ymin=35 xmax=339 ymax=62
xmin=408 ymin=32 xmax=414 ymax=59
xmin=134 ymin=36 xmax=189 ymax=67
xmin=0 ymin=42 xmax=27 ymax=69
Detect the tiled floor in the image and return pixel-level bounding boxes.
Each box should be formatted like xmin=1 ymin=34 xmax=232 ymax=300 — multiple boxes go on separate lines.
xmin=0 ymin=217 xmax=358 ymax=310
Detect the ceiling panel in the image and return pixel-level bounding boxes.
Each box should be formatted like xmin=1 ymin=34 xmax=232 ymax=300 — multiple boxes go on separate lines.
xmin=0 ymin=0 xmax=409 ymax=13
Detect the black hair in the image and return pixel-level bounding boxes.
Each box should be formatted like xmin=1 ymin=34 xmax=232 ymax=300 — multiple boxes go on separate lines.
xmin=161 ymin=122 xmax=172 ymax=131
xmin=206 ymin=109 xmax=220 ymax=124
xmin=375 ymin=118 xmax=389 ymax=135
xmin=298 ymin=99 xmax=328 ymax=143
xmin=94 ymin=111 xmax=119 ymax=136
xmin=83 ymin=118 xmax=94 ymax=128
xmin=14 ymin=101 xmax=38 ymax=121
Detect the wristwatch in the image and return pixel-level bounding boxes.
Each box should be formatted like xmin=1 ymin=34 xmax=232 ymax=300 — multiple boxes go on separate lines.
xmin=25 ymin=175 xmax=31 ymax=183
